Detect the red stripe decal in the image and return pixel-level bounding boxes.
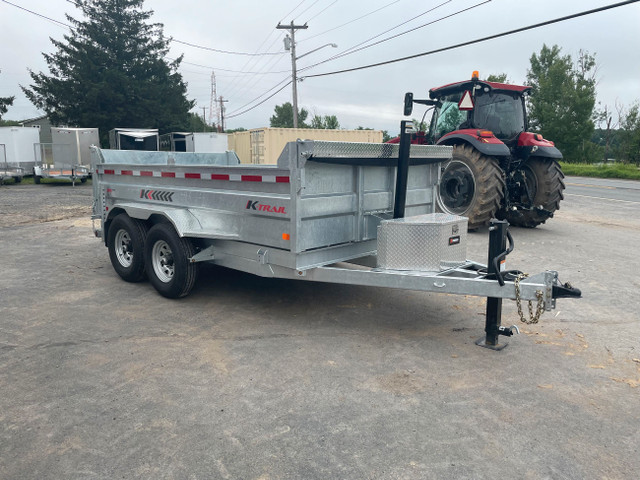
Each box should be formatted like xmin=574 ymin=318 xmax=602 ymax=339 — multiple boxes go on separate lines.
xmin=104 ymin=169 xmax=115 ymax=175
xmin=121 ymin=170 xmax=133 ymax=175
xmin=211 ymin=174 xmax=230 ymax=180
xmin=185 ymin=173 xmax=201 ymax=179
xmin=242 ymin=175 xmax=262 ymax=182
xmin=161 ymin=172 xmax=176 ymax=178
xmin=140 ymin=171 xmax=153 ymax=176
xmin=276 ymin=176 xmax=290 ymax=183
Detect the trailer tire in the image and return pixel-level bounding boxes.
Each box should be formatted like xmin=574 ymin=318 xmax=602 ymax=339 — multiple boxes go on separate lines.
xmin=34 ymin=175 xmax=41 ymax=184
xmin=436 ymin=144 xmax=505 ymax=230
xmin=145 ymin=223 xmax=198 ymax=299
xmin=505 ymin=158 xmax=565 ymax=228
xmin=14 ymin=176 xmax=22 ymax=184
xmin=107 ymin=214 xmax=148 ymax=282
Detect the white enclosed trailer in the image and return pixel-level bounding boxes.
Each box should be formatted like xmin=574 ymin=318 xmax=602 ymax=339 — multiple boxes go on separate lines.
xmin=91 ymin=124 xmax=580 ymax=349
xmin=185 ymin=132 xmax=229 ymax=153
xmin=33 ymin=127 xmax=98 ymax=184
xmin=0 ymin=126 xmax=40 ymax=179
xmin=160 ymin=132 xmax=229 ymax=153
xmin=109 ymin=128 xmax=159 ymax=151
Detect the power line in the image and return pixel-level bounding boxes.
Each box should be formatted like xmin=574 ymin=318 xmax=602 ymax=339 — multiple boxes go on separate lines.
xmin=225 ymin=0 xmax=640 ymax=120
xmin=298 ymin=0 xmax=462 ymax=71
xmin=279 ymin=0 xmax=308 ymax=23
xmin=2 ymin=0 xmax=71 ymax=28
xmin=226 ymin=80 xmax=293 ymax=119
xmin=304 ymin=0 xmax=339 ymax=24
xmin=303 ymin=0 xmax=640 ymax=79
xmin=169 ymin=38 xmax=284 ymax=56
xmin=299 ymin=0 xmax=401 ymax=43
xmin=300 ymin=0 xmax=489 ymax=73
xmin=293 ymin=0 xmax=323 ymax=22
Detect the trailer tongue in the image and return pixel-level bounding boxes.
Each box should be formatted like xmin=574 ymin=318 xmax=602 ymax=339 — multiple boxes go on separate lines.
xmin=91 ymin=121 xmax=580 ymax=350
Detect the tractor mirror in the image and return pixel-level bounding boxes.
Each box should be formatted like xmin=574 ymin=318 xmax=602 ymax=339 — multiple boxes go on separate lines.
xmin=403 ymin=92 xmax=413 ymax=116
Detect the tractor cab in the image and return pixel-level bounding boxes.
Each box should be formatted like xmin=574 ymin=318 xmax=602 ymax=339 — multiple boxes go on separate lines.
xmin=428 ymin=75 xmax=531 ymax=147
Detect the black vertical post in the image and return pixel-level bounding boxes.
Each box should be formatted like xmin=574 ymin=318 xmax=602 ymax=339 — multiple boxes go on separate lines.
xmin=477 ymin=219 xmax=508 ymax=350
xmin=393 ymin=120 xmax=412 ymax=219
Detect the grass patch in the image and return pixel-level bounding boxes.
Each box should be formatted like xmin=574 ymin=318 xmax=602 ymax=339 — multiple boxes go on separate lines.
xmin=560 ymin=162 xmax=640 ymax=180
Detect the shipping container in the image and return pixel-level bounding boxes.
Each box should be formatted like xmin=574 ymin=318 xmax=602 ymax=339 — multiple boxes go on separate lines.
xmin=228 ymin=127 xmax=383 ymax=164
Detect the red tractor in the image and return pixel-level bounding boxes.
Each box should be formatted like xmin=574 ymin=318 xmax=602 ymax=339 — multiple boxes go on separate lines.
xmin=394 ymin=72 xmax=565 ymax=229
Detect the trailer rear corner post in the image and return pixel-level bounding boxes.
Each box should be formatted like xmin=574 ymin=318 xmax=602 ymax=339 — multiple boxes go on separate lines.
xmin=477 ymin=219 xmax=514 ymax=350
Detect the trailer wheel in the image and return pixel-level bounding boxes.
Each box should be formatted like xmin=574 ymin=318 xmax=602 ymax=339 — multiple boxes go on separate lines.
xmin=145 ymin=223 xmax=198 ymax=299
xmin=436 ymin=144 xmax=505 ymax=229
xmin=34 ymin=175 xmax=41 ymax=184
xmin=14 ymin=176 xmax=23 ymax=184
xmin=107 ymin=214 xmax=148 ymax=282
xmin=505 ymin=158 xmax=565 ymax=228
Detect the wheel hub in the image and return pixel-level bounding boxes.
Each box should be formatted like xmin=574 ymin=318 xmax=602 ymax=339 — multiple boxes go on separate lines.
xmin=152 ymin=240 xmax=174 ymax=283
xmin=440 ymin=162 xmax=476 ymax=213
xmin=114 ymin=229 xmax=133 ymax=267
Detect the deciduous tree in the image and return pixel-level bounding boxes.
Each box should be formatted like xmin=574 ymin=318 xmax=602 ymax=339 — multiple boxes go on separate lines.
xmin=270 ymin=102 xmax=309 ymax=128
xmin=526 ymin=44 xmax=597 ymax=162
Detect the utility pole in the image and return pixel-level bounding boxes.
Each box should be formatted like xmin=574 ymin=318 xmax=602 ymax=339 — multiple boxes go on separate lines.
xmin=276 ymin=21 xmax=308 ymax=128
xmin=201 ymin=106 xmax=207 ymax=132
xmin=218 ymin=96 xmax=229 ymax=132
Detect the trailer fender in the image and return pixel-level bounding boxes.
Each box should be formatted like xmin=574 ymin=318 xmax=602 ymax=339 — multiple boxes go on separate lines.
xmin=108 ymin=203 xmax=240 ymax=241
xmin=437 ymin=131 xmax=510 ymax=157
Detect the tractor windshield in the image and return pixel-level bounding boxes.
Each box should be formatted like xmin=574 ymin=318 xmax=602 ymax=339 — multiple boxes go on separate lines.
xmin=473 ymin=91 xmax=525 ymax=141
xmin=431 ymin=93 xmax=467 ymax=141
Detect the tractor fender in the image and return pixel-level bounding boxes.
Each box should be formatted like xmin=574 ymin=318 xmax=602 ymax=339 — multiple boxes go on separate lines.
xmin=436 ymin=130 xmax=510 ymax=157
xmin=516 ymin=133 xmax=562 ymax=160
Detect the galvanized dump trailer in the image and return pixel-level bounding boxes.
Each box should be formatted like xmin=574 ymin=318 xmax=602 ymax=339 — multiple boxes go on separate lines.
xmin=91 ymin=126 xmax=580 ymax=349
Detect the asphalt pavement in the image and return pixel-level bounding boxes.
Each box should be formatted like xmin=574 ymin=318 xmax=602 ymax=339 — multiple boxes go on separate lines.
xmin=1 ymin=180 xmax=638 ymax=479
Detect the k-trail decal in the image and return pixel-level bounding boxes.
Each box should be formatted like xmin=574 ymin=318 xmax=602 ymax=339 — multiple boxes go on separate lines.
xmin=246 ymin=200 xmax=286 ymax=214
xmin=140 ymin=189 xmax=174 ymax=202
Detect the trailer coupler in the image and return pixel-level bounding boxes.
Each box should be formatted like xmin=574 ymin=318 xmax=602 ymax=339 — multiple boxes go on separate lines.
xmin=552 ymin=281 xmax=582 ymax=299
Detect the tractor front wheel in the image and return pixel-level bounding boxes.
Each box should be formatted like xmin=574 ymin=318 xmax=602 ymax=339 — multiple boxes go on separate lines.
xmin=504 ymin=158 xmax=565 ymax=228
xmin=436 ymin=144 xmax=505 ymax=230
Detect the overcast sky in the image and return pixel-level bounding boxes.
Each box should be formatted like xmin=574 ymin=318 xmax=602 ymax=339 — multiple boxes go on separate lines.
xmin=1 ymin=0 xmax=639 ymax=134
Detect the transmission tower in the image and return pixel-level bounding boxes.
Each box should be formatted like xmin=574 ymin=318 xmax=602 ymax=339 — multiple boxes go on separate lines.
xmin=209 ymin=71 xmax=220 ymax=128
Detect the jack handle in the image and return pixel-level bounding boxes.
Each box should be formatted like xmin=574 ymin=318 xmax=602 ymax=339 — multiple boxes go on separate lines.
xmin=492 ymin=229 xmax=514 ymax=287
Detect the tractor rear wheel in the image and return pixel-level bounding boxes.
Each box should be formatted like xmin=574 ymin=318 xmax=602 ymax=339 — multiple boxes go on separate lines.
xmin=436 ymin=144 xmax=505 ymax=230
xmin=505 ymin=158 xmax=565 ymax=228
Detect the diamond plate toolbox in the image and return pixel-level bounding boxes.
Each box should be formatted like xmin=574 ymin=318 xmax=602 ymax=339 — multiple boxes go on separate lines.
xmin=377 ymin=213 xmax=468 ymax=270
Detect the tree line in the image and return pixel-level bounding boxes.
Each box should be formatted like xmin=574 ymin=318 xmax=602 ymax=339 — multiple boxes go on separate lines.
xmin=1 ymin=0 xmax=637 ymax=163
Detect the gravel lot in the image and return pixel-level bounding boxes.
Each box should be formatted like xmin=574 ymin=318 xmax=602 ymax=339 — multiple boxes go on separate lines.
xmin=1 ymin=181 xmax=638 ymax=479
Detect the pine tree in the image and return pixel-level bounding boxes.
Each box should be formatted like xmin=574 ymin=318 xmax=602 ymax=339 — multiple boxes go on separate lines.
xmin=22 ymin=0 xmax=194 ymax=146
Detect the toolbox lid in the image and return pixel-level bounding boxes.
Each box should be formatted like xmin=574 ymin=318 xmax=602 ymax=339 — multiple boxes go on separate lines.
xmin=381 ymin=213 xmax=467 ymax=226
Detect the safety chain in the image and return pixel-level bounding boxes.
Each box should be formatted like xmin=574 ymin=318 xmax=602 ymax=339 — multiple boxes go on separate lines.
xmin=514 ymin=273 xmax=546 ymax=324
